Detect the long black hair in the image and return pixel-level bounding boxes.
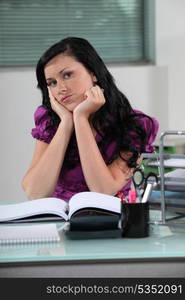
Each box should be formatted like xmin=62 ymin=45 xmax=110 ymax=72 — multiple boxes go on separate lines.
xmin=36 ymin=37 xmax=155 ymax=168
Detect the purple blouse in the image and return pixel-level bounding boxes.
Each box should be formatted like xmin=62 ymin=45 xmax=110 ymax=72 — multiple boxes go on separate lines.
xmin=31 ymin=106 xmax=159 ymax=201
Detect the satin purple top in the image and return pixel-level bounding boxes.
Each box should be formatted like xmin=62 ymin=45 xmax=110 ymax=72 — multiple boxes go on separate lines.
xmin=31 ymin=106 xmax=159 ymax=201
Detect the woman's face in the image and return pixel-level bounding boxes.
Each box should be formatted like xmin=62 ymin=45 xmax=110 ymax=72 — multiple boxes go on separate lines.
xmin=44 ymin=54 xmax=96 ymax=112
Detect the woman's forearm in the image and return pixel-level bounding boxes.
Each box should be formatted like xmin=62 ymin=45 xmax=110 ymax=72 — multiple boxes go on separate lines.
xmin=22 ymin=121 xmax=73 ymax=199
xmin=74 ymin=115 xmax=123 ymax=195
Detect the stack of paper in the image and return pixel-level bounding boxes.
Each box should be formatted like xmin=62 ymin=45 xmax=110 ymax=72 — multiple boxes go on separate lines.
xmin=0 ymin=223 xmax=60 ymax=244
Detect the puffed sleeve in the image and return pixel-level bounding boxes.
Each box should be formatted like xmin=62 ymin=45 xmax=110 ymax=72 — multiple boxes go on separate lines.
xmin=142 ymin=116 xmax=159 ymax=152
xmin=31 ymin=106 xmax=56 ymax=143
xmin=130 ymin=110 xmax=159 ymax=153
xmin=136 ymin=111 xmax=159 ymax=152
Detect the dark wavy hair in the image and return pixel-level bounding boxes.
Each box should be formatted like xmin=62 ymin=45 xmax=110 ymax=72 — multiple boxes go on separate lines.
xmin=36 ymin=37 xmax=155 ymax=168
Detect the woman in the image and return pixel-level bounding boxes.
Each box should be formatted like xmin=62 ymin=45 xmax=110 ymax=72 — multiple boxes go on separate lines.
xmin=22 ymin=37 xmax=159 ymax=201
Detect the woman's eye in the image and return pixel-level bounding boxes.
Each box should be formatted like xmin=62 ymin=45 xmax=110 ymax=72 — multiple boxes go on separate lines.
xmin=47 ymin=80 xmax=57 ymax=87
xmin=63 ymin=72 xmax=71 ymax=79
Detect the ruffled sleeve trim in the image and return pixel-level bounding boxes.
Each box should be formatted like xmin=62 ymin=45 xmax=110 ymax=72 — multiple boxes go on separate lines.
xmin=140 ymin=115 xmax=159 ymax=152
xmin=131 ymin=110 xmax=159 ymax=153
xmin=31 ymin=106 xmax=56 ymax=144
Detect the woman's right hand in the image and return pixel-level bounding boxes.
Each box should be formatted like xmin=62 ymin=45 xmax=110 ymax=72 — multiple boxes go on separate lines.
xmin=48 ymin=87 xmax=73 ymax=123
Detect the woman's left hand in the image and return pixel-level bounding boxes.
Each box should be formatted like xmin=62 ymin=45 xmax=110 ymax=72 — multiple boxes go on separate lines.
xmin=74 ymin=85 xmax=105 ymax=118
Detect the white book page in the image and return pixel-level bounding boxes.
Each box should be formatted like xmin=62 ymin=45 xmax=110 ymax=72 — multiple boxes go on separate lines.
xmin=68 ymin=192 xmax=121 ymax=219
xmin=0 ymin=198 xmax=68 ymax=222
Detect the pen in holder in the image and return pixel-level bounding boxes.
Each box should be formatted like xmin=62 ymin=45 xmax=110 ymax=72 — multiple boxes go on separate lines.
xmin=121 ymin=202 xmax=149 ymax=238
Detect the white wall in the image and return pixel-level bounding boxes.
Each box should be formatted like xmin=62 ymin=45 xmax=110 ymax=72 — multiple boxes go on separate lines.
xmin=0 ymin=0 xmax=185 ymax=202
xmin=0 ymin=68 xmax=40 ymax=202
xmin=108 ymin=64 xmax=168 ymax=133
xmin=156 ymin=0 xmax=185 ymax=131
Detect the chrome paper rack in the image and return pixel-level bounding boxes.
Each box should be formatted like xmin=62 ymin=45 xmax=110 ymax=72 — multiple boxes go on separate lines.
xmin=142 ymin=131 xmax=185 ymax=225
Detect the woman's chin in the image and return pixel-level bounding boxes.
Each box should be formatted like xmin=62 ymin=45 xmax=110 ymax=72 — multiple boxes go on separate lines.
xmin=66 ymin=100 xmax=85 ymax=112
xmin=65 ymin=103 xmax=78 ymax=113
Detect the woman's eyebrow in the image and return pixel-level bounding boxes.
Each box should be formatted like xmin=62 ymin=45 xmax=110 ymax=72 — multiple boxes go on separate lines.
xmin=59 ymin=67 xmax=69 ymax=75
xmin=46 ymin=67 xmax=69 ymax=81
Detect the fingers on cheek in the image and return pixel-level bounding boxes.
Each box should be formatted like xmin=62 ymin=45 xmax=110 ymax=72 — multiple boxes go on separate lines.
xmin=96 ymin=87 xmax=105 ymax=104
xmin=92 ymin=88 xmax=102 ymax=103
xmin=83 ymin=93 xmax=88 ymax=100
xmin=85 ymin=89 xmax=91 ymax=98
xmin=47 ymin=88 xmax=53 ymax=99
xmin=49 ymin=96 xmax=55 ymax=105
xmin=48 ymin=92 xmax=55 ymax=103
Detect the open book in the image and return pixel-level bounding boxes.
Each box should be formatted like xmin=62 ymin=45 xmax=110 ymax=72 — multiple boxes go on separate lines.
xmin=0 ymin=192 xmax=121 ymax=223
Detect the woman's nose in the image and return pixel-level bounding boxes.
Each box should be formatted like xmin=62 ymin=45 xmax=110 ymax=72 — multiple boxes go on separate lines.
xmin=57 ymin=80 xmax=67 ymax=93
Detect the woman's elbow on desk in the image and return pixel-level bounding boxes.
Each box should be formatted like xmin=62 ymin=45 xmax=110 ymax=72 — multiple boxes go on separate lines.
xmin=21 ymin=178 xmax=50 ymax=200
xmin=21 ymin=183 xmax=35 ymax=200
xmin=21 ymin=182 xmax=37 ymax=200
xmin=88 ymin=180 xmax=124 ymax=196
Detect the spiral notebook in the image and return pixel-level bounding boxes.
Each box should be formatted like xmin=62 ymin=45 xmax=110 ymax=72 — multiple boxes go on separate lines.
xmin=0 ymin=223 xmax=60 ymax=244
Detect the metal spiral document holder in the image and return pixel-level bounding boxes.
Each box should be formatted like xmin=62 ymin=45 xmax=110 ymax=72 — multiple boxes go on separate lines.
xmin=142 ymin=130 xmax=185 ymax=225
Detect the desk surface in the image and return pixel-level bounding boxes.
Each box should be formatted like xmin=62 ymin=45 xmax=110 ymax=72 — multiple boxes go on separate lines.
xmin=0 ymin=210 xmax=185 ymax=263
xmin=0 ymin=210 xmax=185 ymax=277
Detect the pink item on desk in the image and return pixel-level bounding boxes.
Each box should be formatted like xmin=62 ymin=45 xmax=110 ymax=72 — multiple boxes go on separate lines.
xmin=128 ymin=190 xmax=137 ymax=203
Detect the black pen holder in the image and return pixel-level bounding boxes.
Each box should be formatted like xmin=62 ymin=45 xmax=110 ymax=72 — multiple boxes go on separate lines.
xmin=121 ymin=202 xmax=149 ymax=238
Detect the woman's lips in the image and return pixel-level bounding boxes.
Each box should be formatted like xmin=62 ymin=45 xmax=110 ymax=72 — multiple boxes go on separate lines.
xmin=60 ymin=94 xmax=72 ymax=103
